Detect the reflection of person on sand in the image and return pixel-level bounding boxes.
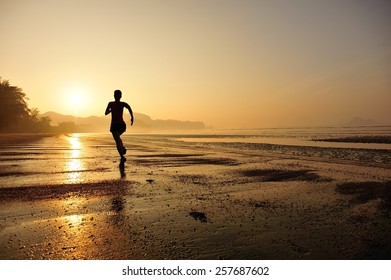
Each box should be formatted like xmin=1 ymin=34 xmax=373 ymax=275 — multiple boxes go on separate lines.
xmin=105 ymin=89 xmax=134 ymax=166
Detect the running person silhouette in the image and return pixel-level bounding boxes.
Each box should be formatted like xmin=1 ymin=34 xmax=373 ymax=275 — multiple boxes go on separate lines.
xmin=105 ymin=89 xmax=134 ymax=166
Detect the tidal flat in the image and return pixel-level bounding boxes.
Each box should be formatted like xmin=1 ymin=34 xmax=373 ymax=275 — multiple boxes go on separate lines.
xmin=1 ymin=130 xmax=390 ymax=259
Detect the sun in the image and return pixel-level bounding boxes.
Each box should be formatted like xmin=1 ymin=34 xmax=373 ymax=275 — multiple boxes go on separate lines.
xmin=69 ymin=94 xmax=83 ymax=106
xmin=60 ymin=84 xmax=92 ymax=115
xmin=67 ymin=87 xmax=86 ymax=110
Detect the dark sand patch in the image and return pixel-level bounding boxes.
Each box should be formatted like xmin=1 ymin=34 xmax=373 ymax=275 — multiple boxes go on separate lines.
xmin=0 ymin=168 xmax=110 ymax=177
xmin=314 ymin=136 xmax=391 ymax=144
xmin=336 ymin=181 xmax=391 ymax=214
xmin=136 ymin=153 xmax=204 ymax=158
xmin=0 ymin=152 xmax=47 ymax=156
xmin=189 ymin=211 xmax=208 ymax=223
xmin=239 ymin=169 xmax=327 ymax=182
xmin=0 ymin=180 xmax=133 ymax=202
xmin=334 ymin=181 xmax=391 ymax=258
xmin=134 ymin=156 xmax=238 ymax=167
xmin=0 ymin=157 xmax=54 ymax=161
xmin=0 ymin=171 xmax=41 ymax=177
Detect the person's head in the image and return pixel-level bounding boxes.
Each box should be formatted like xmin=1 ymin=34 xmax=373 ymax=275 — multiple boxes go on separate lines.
xmin=114 ymin=89 xmax=122 ymax=101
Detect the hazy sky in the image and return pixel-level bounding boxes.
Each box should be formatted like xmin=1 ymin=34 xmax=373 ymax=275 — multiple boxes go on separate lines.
xmin=1 ymin=0 xmax=390 ymax=128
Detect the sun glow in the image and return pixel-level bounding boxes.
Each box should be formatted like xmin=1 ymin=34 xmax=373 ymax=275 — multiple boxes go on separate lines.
xmin=69 ymin=94 xmax=84 ymax=107
xmin=68 ymin=88 xmax=86 ymax=108
xmin=62 ymin=85 xmax=90 ymax=114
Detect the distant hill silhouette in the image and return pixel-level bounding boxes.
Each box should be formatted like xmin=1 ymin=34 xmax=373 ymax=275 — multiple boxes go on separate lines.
xmin=345 ymin=117 xmax=379 ymax=126
xmin=41 ymin=111 xmax=205 ymax=132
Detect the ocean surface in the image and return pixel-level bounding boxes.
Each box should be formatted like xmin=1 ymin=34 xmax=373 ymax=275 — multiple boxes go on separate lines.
xmin=177 ymin=125 xmax=391 ymax=149
xmin=172 ymin=126 xmax=391 ymax=167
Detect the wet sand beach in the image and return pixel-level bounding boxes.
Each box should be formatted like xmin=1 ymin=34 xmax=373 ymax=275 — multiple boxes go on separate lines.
xmin=1 ymin=132 xmax=391 ymax=259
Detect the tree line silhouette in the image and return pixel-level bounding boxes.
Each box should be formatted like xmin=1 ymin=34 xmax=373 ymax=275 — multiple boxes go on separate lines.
xmin=0 ymin=78 xmax=76 ymax=133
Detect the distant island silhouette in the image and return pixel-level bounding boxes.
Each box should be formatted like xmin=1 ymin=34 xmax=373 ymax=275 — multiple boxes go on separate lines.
xmin=41 ymin=111 xmax=206 ymax=133
xmin=345 ymin=117 xmax=380 ymax=126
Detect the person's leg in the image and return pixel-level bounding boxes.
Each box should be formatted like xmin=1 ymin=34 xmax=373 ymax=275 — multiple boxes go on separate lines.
xmin=119 ymin=130 xmax=126 ymax=155
xmin=111 ymin=132 xmax=125 ymax=157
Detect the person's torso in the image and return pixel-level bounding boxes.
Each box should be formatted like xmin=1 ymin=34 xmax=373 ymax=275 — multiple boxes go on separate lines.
xmin=110 ymin=101 xmax=125 ymax=123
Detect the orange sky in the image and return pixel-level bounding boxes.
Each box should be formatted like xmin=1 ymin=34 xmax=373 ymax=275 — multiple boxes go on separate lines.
xmin=1 ymin=0 xmax=390 ymax=128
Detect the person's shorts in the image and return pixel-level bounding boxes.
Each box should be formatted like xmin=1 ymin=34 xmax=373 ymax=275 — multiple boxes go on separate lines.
xmin=110 ymin=122 xmax=126 ymax=134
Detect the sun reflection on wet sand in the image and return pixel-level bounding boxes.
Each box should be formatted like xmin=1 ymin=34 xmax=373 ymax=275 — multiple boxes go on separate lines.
xmin=54 ymin=195 xmax=131 ymax=259
xmin=56 ymin=196 xmax=94 ymax=259
xmin=64 ymin=134 xmax=84 ymax=183
xmin=65 ymin=214 xmax=83 ymax=227
xmin=61 ymin=197 xmax=86 ymax=228
xmin=68 ymin=133 xmax=81 ymax=149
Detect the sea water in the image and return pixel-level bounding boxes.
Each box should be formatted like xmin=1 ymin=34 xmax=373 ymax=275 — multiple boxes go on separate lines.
xmin=167 ymin=126 xmax=391 ymax=167
xmin=176 ymin=125 xmax=391 ymax=150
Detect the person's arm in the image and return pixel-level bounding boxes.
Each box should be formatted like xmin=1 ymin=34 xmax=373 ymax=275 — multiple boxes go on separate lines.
xmin=124 ymin=103 xmax=134 ymax=125
xmin=105 ymin=102 xmax=111 ymax=115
